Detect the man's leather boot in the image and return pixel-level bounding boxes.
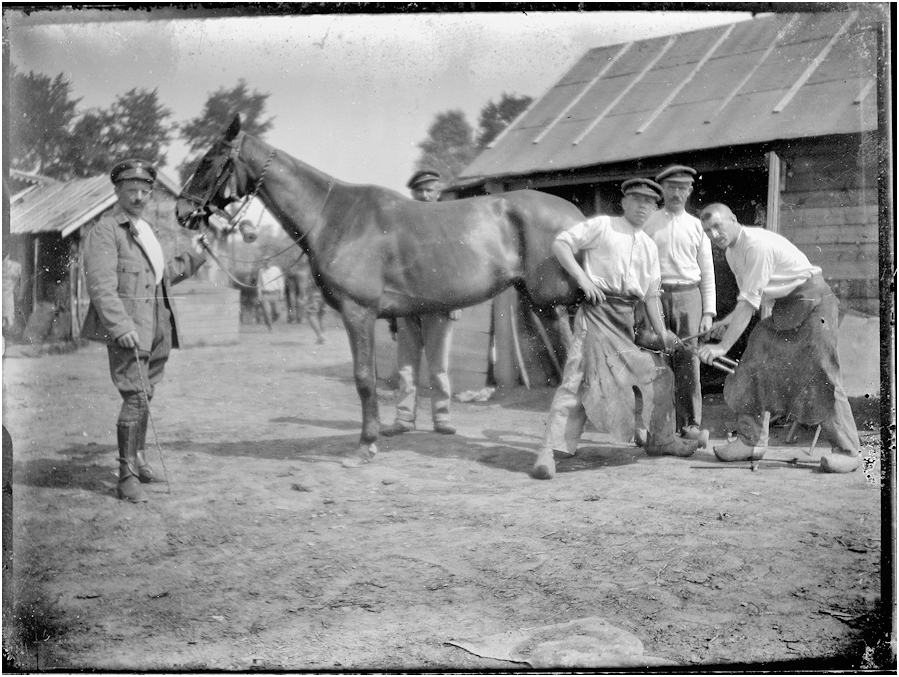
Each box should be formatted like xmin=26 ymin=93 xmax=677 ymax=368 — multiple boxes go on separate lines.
xmin=117 ymin=422 xmax=148 ymax=503
xmin=135 ymin=409 xmax=159 ymax=483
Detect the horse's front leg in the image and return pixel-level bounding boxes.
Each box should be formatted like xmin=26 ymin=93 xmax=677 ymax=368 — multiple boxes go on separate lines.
xmin=340 ymin=300 xmax=380 ymax=467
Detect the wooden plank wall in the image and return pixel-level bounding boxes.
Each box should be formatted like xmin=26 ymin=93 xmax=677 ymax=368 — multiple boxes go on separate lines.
xmin=374 ymin=301 xmax=493 ymax=394
xmin=778 ymin=134 xmax=879 ymax=314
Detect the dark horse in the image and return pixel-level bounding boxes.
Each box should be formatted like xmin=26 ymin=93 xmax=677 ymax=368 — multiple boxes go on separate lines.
xmin=176 ymin=115 xmax=583 ymax=465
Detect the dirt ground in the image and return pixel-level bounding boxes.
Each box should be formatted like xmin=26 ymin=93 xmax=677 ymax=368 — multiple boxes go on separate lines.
xmin=1 ymin=313 xmax=888 ymax=671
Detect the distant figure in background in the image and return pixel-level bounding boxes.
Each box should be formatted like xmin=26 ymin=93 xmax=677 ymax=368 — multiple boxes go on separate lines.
xmin=256 ymin=259 xmax=283 ymax=331
xmin=381 ymin=170 xmax=460 ymax=437
xmin=2 ymin=253 xmax=22 ymax=349
xmin=299 ymin=263 xmax=327 ymax=344
xmin=81 ymin=159 xmax=207 ymax=503
xmin=284 ymin=263 xmax=304 ymax=324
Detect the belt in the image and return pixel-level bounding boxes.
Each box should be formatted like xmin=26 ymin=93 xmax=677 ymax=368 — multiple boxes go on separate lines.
xmin=661 ymin=282 xmax=699 ymax=292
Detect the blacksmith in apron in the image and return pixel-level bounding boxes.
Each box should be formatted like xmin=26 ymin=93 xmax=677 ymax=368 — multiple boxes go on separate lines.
xmin=81 ymin=159 xmax=208 ymax=502
xmin=696 ymin=203 xmax=860 ymax=473
xmin=533 ymin=178 xmax=700 ymax=480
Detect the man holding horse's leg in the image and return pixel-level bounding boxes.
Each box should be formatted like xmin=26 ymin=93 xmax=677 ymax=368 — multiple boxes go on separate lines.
xmin=381 ymin=170 xmax=460 ymax=437
xmin=533 ymin=178 xmax=699 ymax=480
xmin=81 ymin=159 xmax=207 ymax=502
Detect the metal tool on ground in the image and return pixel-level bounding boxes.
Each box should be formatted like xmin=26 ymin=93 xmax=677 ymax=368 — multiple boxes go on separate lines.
xmin=133 ymin=347 xmax=171 ymax=493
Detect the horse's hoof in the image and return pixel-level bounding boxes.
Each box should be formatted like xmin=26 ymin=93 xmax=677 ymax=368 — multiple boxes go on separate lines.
xmin=341 ymin=443 xmax=378 ymax=468
xmin=696 ymin=430 xmax=710 ymax=449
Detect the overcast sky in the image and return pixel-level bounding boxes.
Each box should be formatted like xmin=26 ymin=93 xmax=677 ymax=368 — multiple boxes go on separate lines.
xmin=8 ymin=7 xmax=754 ymax=194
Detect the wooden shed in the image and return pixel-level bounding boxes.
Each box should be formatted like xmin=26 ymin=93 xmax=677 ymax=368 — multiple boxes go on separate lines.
xmin=444 ymin=9 xmax=887 ymax=394
xmin=7 ymin=171 xmax=240 ymax=350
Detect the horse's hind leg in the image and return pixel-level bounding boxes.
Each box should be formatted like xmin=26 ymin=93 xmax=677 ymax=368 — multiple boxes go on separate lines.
xmin=339 ymin=300 xmax=380 ymax=467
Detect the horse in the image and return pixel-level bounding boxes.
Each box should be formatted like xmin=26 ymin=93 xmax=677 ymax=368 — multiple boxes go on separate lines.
xmin=176 ymin=115 xmax=584 ymax=466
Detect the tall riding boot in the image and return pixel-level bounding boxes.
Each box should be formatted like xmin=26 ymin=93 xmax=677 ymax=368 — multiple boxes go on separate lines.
xmin=117 ymin=422 xmax=148 ymax=503
xmin=135 ymin=408 xmax=159 ymax=483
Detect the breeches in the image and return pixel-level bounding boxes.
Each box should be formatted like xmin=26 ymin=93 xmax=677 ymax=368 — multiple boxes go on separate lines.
xmin=395 ymin=314 xmax=453 ymax=423
xmin=107 ymin=290 xmax=171 ymax=424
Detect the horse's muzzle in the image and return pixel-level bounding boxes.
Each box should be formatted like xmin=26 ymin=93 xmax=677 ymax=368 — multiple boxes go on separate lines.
xmin=175 ymin=199 xmax=207 ymax=231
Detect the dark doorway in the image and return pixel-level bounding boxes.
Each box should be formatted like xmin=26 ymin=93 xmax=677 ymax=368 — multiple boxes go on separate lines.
xmin=693 ymin=167 xmax=768 ymax=391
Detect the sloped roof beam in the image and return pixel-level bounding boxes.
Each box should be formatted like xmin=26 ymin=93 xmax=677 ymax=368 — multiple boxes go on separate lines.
xmin=637 ymin=24 xmax=735 ymax=134
xmin=704 ymin=14 xmax=799 ymax=124
xmin=773 ymin=10 xmax=859 ymax=113
xmin=573 ymin=35 xmax=677 ymax=146
xmin=854 ymin=78 xmax=875 ymax=104
xmin=533 ymin=42 xmax=632 ymax=144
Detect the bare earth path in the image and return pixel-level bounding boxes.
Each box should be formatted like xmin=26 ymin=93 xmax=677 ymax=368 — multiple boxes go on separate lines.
xmin=2 ymin=316 xmax=885 ymax=670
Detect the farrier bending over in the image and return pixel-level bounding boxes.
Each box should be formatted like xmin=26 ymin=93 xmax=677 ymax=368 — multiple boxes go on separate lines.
xmin=532 ymin=178 xmax=700 ymax=480
xmin=81 ymin=159 xmax=208 ymax=503
xmin=696 ymin=203 xmax=859 ymax=473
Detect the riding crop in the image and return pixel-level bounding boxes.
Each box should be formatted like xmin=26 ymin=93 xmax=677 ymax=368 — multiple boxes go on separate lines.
xmin=133 ymin=346 xmax=171 ymax=493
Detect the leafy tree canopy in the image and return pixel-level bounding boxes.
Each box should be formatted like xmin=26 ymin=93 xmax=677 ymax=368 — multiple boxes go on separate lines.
xmin=8 ymin=62 xmax=174 ymax=182
xmin=178 ymin=79 xmax=274 ymax=184
xmin=8 ymin=63 xmax=80 ymax=178
xmin=414 ymin=92 xmax=532 ymax=186
xmin=415 ymin=109 xmax=476 ymax=184
xmin=63 ymin=88 xmax=174 ymax=178
xmin=476 ymin=92 xmax=532 ymax=150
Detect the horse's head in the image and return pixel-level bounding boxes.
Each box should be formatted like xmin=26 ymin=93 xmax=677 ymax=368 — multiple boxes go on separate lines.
xmin=176 ymin=115 xmax=245 ymax=231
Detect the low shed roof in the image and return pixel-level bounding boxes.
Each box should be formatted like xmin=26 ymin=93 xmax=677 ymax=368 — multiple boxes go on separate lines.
xmin=10 ymin=171 xmax=181 ymax=239
xmin=460 ymin=11 xmax=879 ymax=182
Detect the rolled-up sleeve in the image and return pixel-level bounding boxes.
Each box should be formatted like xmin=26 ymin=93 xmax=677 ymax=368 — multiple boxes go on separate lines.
xmin=697 ymin=232 xmax=716 ymax=316
xmin=555 ymin=217 xmax=605 ymax=253
xmin=735 ymin=242 xmax=771 ymax=310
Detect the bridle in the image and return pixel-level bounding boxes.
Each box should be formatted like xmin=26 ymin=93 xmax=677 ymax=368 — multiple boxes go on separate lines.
xmin=179 ymin=131 xmax=276 ymax=232
xmin=179 ymin=132 xmax=296 ymax=289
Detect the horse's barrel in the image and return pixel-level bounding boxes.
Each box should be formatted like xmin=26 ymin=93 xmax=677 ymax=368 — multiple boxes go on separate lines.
xmin=239 ymin=220 xmax=259 ymax=243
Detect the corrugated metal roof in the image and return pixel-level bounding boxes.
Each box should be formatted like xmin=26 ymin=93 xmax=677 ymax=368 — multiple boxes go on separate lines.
xmin=460 ymin=11 xmax=878 ymax=181
xmin=10 ymin=170 xmax=182 ymax=238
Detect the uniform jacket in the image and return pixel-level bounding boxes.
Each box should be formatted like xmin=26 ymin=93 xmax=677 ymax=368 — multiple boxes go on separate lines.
xmin=81 ymin=204 xmax=206 ymax=349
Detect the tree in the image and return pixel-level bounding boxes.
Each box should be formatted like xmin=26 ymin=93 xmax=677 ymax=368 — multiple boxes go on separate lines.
xmin=8 ymin=63 xmax=80 ymax=178
xmin=178 ymin=79 xmax=275 ymax=183
xmin=62 ymin=88 xmax=174 ymax=178
xmin=475 ymin=92 xmax=532 ymax=150
xmin=414 ymin=110 xmax=476 ymax=184
xmin=414 ymin=93 xmax=533 ymax=185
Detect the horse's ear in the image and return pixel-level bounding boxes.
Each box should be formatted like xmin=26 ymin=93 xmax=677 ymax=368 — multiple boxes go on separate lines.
xmin=225 ymin=115 xmax=241 ymax=140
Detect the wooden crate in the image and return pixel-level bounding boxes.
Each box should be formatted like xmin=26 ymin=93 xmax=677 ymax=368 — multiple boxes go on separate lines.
xmin=170 ymin=280 xmax=241 ymax=348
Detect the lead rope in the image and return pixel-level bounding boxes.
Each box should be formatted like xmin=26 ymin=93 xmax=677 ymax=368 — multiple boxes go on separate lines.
xmin=133 ymin=346 xmax=171 ymax=494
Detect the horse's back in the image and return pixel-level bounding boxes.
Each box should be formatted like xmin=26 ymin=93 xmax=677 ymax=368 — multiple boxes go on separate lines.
xmin=489 ymin=190 xmax=584 ymax=307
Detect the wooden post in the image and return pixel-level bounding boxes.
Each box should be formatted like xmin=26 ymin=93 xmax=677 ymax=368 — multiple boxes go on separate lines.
xmin=766 ymin=150 xmax=782 ymax=234
xmin=492 ymin=288 xmax=519 ymax=387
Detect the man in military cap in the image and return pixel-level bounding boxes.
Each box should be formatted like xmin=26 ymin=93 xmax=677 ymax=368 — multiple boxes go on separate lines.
xmin=696 ymin=203 xmax=859 ymax=473
xmin=81 ymin=158 xmax=208 ymax=502
xmin=638 ymin=164 xmax=716 ymax=441
xmin=381 ymin=169 xmax=460 ymax=437
xmin=533 ymin=178 xmax=698 ymax=480
xmin=406 ymin=169 xmax=442 ymax=202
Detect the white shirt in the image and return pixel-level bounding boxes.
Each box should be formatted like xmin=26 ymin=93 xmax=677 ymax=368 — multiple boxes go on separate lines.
xmin=258 ymin=265 xmax=284 ymax=294
xmin=133 ymin=218 xmax=164 ymax=285
xmin=556 ymin=215 xmax=661 ymax=300
xmin=726 ymin=226 xmax=822 ymax=311
xmin=643 ymin=208 xmax=716 ymax=316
